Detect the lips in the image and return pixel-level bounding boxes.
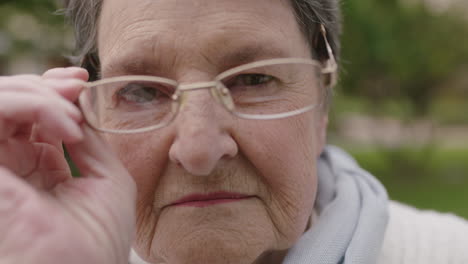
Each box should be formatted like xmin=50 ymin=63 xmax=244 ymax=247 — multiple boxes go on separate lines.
xmin=169 ymin=192 xmax=254 ymax=208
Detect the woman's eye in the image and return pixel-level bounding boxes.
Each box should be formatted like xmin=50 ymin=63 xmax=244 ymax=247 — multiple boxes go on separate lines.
xmin=235 ymin=74 xmax=273 ymax=86
xmin=116 ymin=83 xmax=165 ymax=104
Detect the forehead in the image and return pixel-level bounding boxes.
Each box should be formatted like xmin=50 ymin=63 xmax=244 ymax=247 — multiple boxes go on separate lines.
xmin=98 ymin=0 xmax=311 ymax=75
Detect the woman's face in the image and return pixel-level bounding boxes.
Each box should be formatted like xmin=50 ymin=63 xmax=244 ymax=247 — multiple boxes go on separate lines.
xmin=98 ymin=0 xmax=328 ymax=263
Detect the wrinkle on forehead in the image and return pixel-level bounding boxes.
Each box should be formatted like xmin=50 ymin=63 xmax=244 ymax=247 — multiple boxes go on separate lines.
xmin=102 ymin=0 xmax=293 ymax=20
xmin=98 ymin=0 xmax=310 ymax=77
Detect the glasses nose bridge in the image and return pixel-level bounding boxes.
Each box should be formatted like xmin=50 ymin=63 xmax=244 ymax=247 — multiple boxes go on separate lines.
xmin=177 ymin=80 xmax=226 ymax=110
xmin=178 ymin=81 xmax=218 ymax=92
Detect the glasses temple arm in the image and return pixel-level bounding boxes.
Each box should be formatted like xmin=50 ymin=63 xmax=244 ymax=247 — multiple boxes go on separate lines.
xmin=319 ymin=24 xmax=338 ymax=87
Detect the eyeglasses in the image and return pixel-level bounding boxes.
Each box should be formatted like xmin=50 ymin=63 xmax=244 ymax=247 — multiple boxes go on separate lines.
xmin=78 ymin=26 xmax=337 ymax=134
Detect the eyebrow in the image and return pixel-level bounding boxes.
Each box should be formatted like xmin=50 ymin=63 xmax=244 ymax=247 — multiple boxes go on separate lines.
xmin=217 ymin=43 xmax=291 ymax=67
xmin=102 ymin=56 xmax=161 ymax=77
xmin=101 ymin=42 xmax=292 ymax=77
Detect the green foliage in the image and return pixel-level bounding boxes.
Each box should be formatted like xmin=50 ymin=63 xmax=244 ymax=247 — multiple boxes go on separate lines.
xmin=340 ymin=0 xmax=468 ymax=116
xmin=0 ymin=0 xmax=61 ymax=23
xmin=429 ymin=97 xmax=468 ymax=125
xmin=350 ymin=146 xmax=468 ymax=218
xmin=0 ymin=0 xmax=70 ymax=73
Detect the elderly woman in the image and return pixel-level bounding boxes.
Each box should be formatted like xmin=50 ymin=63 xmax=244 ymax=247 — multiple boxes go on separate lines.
xmin=1 ymin=0 xmax=468 ymax=263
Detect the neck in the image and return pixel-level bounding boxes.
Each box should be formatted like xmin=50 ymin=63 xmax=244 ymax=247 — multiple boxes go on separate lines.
xmin=253 ymin=210 xmax=315 ymax=264
xmin=253 ymin=249 xmax=288 ymax=264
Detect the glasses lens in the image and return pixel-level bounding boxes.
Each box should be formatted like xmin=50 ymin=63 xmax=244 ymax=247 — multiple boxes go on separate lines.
xmin=80 ymin=79 xmax=177 ymax=132
xmin=218 ymin=62 xmax=323 ymax=117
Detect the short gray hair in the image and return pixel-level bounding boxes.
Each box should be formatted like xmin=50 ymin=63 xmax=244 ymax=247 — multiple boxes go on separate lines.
xmin=63 ymin=0 xmax=341 ymax=82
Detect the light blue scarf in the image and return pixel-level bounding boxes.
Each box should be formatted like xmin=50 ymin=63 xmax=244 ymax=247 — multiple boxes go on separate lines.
xmin=130 ymin=146 xmax=389 ymax=264
xmin=283 ymin=146 xmax=389 ymax=264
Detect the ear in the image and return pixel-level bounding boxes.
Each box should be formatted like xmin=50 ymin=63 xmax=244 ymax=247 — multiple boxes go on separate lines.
xmin=315 ymin=114 xmax=328 ymax=156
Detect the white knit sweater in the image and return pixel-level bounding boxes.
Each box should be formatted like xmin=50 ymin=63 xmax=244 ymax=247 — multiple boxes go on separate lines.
xmin=130 ymin=201 xmax=468 ymax=264
xmin=377 ymin=201 xmax=468 ymax=264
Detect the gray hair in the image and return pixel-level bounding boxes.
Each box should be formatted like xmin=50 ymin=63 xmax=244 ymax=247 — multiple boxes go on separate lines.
xmin=62 ymin=0 xmax=341 ymax=84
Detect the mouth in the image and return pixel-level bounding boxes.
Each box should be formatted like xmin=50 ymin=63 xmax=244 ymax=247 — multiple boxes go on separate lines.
xmin=169 ymin=192 xmax=255 ymax=208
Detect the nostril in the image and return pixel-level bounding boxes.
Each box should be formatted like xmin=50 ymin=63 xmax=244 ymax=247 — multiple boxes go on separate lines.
xmin=169 ymin=144 xmax=221 ymax=176
xmin=168 ymin=131 xmax=238 ymax=176
xmin=222 ymin=134 xmax=238 ymax=159
xmin=168 ymin=93 xmax=238 ymax=176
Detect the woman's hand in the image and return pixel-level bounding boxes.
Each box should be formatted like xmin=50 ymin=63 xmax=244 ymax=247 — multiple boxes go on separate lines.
xmin=0 ymin=68 xmax=136 ymax=264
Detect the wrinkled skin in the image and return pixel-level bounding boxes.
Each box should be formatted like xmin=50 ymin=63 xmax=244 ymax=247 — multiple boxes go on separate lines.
xmin=0 ymin=69 xmax=136 ymax=264
xmin=0 ymin=0 xmax=328 ymax=263
xmin=98 ymin=0 xmax=328 ymax=263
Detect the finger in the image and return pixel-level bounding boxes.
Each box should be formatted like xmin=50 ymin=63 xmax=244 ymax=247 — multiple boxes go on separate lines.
xmin=65 ymin=125 xmax=136 ymax=195
xmin=0 ymin=89 xmax=81 ymax=125
xmin=43 ymin=67 xmax=89 ymax=82
xmin=29 ymin=142 xmax=72 ymax=190
xmin=65 ymin=125 xmax=128 ymax=180
xmin=0 ymin=93 xmax=83 ymax=143
xmin=0 ymin=120 xmax=32 ymax=143
xmin=9 ymin=71 xmax=87 ymax=103
xmin=27 ymin=126 xmax=63 ymax=155
xmin=63 ymin=126 xmax=136 ymax=261
xmin=44 ymin=78 xmax=86 ymax=103
xmin=42 ymin=68 xmax=89 ymax=102
xmin=0 ymin=77 xmax=82 ymax=121
xmin=0 ymin=121 xmax=33 ymax=142
xmin=2 ymin=74 xmax=86 ymax=105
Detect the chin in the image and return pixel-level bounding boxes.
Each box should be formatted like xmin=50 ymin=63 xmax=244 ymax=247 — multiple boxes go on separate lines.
xmin=145 ymin=202 xmax=278 ymax=264
xmin=158 ymin=234 xmax=261 ymax=264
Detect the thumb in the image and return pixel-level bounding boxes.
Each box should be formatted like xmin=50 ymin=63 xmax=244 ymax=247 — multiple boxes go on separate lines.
xmin=65 ymin=125 xmax=134 ymax=187
xmin=65 ymin=123 xmax=137 ymax=207
xmin=64 ymin=125 xmax=136 ymax=260
xmin=65 ymin=124 xmax=137 ymax=205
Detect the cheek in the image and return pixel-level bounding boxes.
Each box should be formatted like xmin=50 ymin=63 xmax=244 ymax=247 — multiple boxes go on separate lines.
xmin=245 ymin=114 xmax=320 ymax=189
xmin=236 ymin=115 xmax=320 ymax=246
xmin=103 ymin=133 xmax=171 ymax=207
xmin=103 ymin=132 xmax=175 ymax=250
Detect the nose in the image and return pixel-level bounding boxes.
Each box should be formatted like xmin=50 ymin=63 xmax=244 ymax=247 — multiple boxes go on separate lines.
xmin=168 ymin=89 xmax=238 ymax=176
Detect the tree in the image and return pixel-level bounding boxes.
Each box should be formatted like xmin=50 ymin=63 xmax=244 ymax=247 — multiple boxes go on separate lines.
xmin=340 ymin=0 xmax=468 ymax=116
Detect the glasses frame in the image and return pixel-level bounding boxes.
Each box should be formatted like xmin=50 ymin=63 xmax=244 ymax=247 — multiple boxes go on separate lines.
xmin=78 ymin=25 xmax=338 ymax=134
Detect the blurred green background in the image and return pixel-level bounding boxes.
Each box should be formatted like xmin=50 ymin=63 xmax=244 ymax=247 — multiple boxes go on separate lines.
xmin=1 ymin=0 xmax=467 ymax=218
